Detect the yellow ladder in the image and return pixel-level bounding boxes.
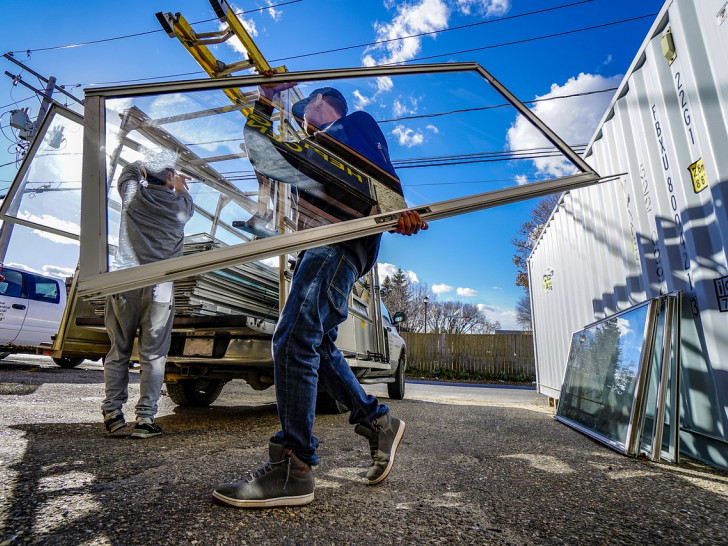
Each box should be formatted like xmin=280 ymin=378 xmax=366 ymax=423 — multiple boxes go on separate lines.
xmin=156 ymin=0 xmax=289 ymax=106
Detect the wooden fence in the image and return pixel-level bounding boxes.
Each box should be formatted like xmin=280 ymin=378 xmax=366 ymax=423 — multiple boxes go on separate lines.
xmin=401 ymin=332 xmax=535 ymax=378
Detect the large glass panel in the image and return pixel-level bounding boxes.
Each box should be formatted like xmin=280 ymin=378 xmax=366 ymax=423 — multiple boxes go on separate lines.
xmin=657 ymin=294 xmax=681 ymax=462
xmin=556 ymin=301 xmax=653 ymax=451
xmin=2 ymin=106 xmax=83 ymax=238
xmin=0 ymin=221 xmax=78 ymax=280
xmin=640 ymin=299 xmax=666 ymax=453
xmin=99 ymin=69 xmax=588 ymax=284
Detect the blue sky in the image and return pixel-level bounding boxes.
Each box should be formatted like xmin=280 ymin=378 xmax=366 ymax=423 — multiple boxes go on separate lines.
xmin=0 ymin=0 xmax=665 ymax=328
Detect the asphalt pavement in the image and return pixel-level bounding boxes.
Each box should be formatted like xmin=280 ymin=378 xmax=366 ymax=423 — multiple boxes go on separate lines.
xmin=1 ymin=355 xmax=727 ymax=545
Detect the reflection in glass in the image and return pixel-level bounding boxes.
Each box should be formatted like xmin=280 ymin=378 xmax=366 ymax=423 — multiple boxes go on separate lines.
xmin=557 ymin=303 xmax=650 ymax=450
xmin=556 ymin=294 xmax=681 ymax=461
xmin=5 ymin=108 xmax=83 ymax=237
xmin=100 ymin=71 xmax=585 ymax=279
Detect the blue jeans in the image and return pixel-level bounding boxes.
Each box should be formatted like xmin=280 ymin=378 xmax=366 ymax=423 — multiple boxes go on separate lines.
xmin=272 ymin=244 xmax=388 ymax=465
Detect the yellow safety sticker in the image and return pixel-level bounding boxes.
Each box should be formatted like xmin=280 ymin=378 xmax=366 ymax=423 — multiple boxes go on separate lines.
xmin=687 ymin=158 xmax=708 ymax=193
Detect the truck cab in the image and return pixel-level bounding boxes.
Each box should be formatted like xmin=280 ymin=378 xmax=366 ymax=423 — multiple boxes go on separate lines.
xmin=0 ymin=266 xmax=67 ymax=352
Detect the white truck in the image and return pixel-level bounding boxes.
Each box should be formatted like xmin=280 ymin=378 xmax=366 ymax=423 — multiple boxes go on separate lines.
xmin=0 ymin=266 xmax=82 ymax=368
xmin=1 ymin=94 xmax=411 ymax=412
xmin=57 ymin=264 xmax=408 ymax=411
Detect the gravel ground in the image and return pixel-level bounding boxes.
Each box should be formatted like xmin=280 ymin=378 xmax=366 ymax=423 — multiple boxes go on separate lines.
xmin=1 ymin=355 xmax=728 ymax=545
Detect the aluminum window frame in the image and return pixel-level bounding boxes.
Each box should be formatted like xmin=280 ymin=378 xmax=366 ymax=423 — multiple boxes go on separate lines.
xmin=0 ymin=103 xmax=84 ymax=242
xmin=78 ymin=62 xmax=601 ymax=299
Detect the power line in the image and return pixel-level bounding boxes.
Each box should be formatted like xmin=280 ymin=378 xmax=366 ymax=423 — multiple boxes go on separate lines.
xmin=1 ymin=95 xmax=36 ymax=110
xmin=395 ymin=14 xmax=657 ymax=64
xmin=379 ymin=87 xmax=619 ymax=124
xmin=58 ymin=11 xmax=653 ymax=90
xmin=7 ymin=0 xmax=303 ymax=55
xmin=269 ymin=0 xmax=594 ymax=63
xmin=174 ymin=85 xmax=617 ymax=150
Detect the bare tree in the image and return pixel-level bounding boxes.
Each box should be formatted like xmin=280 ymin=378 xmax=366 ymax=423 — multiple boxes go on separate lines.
xmin=429 ymin=300 xmax=500 ymax=334
xmin=516 ymin=294 xmax=532 ymax=330
xmin=511 ymin=193 xmax=561 ymax=328
xmin=512 ymin=193 xmax=561 ymax=291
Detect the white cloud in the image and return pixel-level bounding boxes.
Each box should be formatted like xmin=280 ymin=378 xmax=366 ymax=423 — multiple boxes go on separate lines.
xmin=432 ymin=283 xmax=453 ymax=295
xmin=364 ymin=0 xmax=450 ymax=65
xmin=515 ymin=174 xmax=528 ymax=186
xmin=393 ymin=96 xmax=420 ymax=117
xmin=479 ymin=303 xmax=518 ymax=330
xmin=391 ymin=125 xmax=425 ymax=147
xmin=377 ymin=262 xmax=420 ymax=284
xmin=32 ymin=230 xmax=80 ymax=246
xmin=426 ymin=124 xmax=439 ymax=133
xmin=220 ymin=3 xmax=258 ymax=52
xmin=616 ymin=317 xmax=632 ymax=336
xmin=3 ymin=261 xmax=74 ymax=279
xmin=455 ymin=0 xmax=510 ymax=16
xmin=457 ymin=287 xmax=477 ymax=297
xmin=265 ymin=0 xmax=282 ymax=20
xmin=19 ymin=213 xmax=80 ymax=244
xmin=376 ymin=76 xmax=394 ymax=94
xmin=506 ymin=72 xmax=622 ymax=177
xmin=146 ymin=95 xmax=242 ymax=155
xmin=393 ymin=100 xmax=410 ymax=117
xmin=352 ymin=90 xmax=374 ymax=111
xmin=106 ymin=98 xmax=134 ymax=115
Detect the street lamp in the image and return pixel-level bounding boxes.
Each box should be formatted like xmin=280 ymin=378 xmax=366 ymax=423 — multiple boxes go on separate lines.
xmin=423 ymin=296 xmax=429 ymax=334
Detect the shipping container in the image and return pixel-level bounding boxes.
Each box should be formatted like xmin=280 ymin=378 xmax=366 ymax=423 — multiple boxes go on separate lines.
xmin=529 ymin=0 xmax=728 ymax=469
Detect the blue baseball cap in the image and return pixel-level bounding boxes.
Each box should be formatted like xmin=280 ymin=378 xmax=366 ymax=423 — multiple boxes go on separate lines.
xmin=292 ymin=87 xmax=348 ymax=120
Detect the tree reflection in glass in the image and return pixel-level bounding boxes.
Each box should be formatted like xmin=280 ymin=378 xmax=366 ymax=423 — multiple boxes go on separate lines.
xmin=557 ymin=303 xmax=649 ymax=448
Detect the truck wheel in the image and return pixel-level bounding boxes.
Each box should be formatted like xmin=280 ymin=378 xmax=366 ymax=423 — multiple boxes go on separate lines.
xmin=52 ymin=356 xmax=85 ymax=369
xmin=316 ymin=389 xmax=349 ymax=414
xmin=167 ymin=378 xmax=225 ymax=407
xmin=387 ymin=354 xmax=406 ymax=400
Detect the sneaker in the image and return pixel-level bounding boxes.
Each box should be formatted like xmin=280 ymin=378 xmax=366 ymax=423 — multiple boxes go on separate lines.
xmin=131 ymin=417 xmax=162 ymax=439
xmin=212 ymin=441 xmax=315 ymax=508
xmin=354 ymin=412 xmax=406 ymax=485
xmin=103 ymin=409 xmax=125 ymax=433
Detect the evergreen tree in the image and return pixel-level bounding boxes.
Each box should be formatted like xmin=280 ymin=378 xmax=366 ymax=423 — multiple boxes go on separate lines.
xmin=381 ymin=268 xmax=411 ymax=317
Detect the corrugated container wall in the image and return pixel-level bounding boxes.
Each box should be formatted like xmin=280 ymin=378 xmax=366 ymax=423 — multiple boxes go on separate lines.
xmin=529 ymin=0 xmax=728 ymax=469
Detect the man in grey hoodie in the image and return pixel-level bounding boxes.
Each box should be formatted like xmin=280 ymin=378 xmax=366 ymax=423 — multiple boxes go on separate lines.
xmin=101 ymin=161 xmax=194 ymax=438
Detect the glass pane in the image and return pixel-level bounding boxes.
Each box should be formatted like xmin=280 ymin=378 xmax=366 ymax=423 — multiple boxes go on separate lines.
xmin=0 ymin=222 xmax=78 ymax=280
xmin=96 ymin=69 xmax=587 ymax=291
xmin=640 ymin=299 xmax=666 ymax=454
xmin=4 ymin=108 xmax=83 ymax=237
xmin=660 ymin=295 xmax=681 ymax=462
xmin=556 ymin=301 xmax=651 ymax=451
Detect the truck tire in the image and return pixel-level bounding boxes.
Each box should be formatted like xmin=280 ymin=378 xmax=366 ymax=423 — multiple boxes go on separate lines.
xmin=167 ymin=378 xmax=225 ymax=407
xmin=52 ymin=356 xmax=85 ymax=369
xmin=387 ymin=353 xmax=406 ymax=400
xmin=316 ymin=389 xmax=349 ymax=414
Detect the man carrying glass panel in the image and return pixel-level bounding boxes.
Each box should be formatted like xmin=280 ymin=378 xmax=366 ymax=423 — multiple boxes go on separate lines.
xmin=101 ymin=161 xmax=193 ymax=439
xmin=213 ymin=82 xmax=428 ymax=508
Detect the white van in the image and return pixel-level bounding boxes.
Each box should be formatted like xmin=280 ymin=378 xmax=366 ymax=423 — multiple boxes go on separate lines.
xmin=0 ymin=266 xmax=68 ymax=359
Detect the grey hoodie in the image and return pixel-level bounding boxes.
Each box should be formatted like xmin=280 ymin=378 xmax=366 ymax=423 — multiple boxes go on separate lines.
xmin=112 ymin=163 xmax=194 ymax=270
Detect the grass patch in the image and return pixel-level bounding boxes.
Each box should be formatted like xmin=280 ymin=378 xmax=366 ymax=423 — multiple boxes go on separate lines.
xmin=406 ymin=367 xmax=535 ymax=386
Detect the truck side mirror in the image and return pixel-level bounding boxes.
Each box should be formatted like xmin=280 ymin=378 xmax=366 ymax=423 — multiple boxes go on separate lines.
xmin=392 ymin=311 xmax=406 ymax=324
